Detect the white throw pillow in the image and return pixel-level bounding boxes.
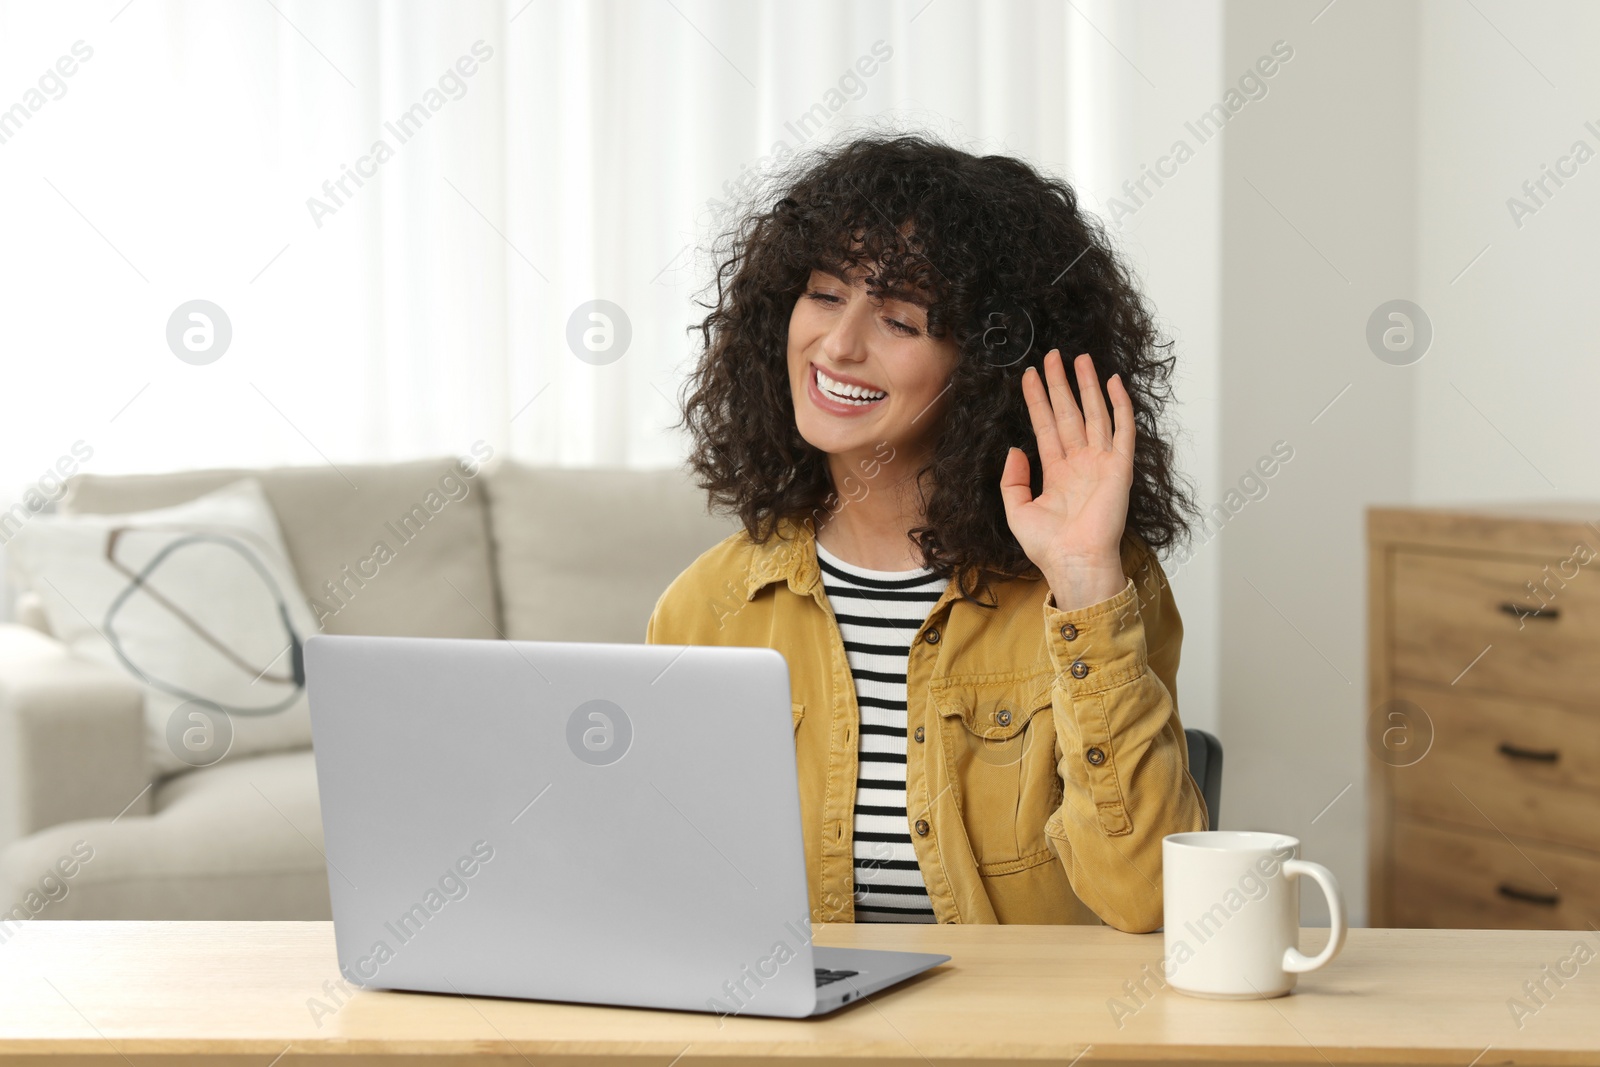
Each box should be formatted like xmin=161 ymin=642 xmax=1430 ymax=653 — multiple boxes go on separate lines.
xmin=6 ymin=477 xmax=319 ymax=777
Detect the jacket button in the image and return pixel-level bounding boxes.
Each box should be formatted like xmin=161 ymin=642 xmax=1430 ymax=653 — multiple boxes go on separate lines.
xmin=1060 ymin=622 xmax=1078 ymax=641
xmin=913 ymin=726 xmax=925 ymax=743
xmin=1069 ymin=660 xmax=1089 ymax=679
xmin=995 ymin=708 xmax=1012 ymax=726
xmin=923 ymin=627 xmax=940 ymax=644
xmin=914 ymin=819 xmax=930 ymax=836
xmin=1086 ymin=746 xmax=1105 ymax=765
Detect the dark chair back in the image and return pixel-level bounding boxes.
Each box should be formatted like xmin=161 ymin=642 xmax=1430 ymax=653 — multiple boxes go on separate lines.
xmin=1184 ymin=728 xmax=1223 ymax=830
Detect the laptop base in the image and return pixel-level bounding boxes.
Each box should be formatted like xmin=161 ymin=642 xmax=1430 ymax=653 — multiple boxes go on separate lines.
xmin=809 ymin=946 xmax=950 ymax=1015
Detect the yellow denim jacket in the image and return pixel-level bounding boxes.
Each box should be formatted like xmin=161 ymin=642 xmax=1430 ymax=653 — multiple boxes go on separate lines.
xmin=644 ymin=516 xmax=1207 ymax=932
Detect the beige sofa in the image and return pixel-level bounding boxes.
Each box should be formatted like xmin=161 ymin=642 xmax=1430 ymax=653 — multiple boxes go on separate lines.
xmin=0 ymin=457 xmax=739 ymax=921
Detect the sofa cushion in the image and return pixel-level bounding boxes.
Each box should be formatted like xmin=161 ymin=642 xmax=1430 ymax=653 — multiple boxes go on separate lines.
xmin=6 ymin=478 xmax=322 ymax=777
xmin=10 ymin=591 xmax=51 ymax=636
xmin=486 ymin=462 xmax=741 ymax=643
xmin=59 ymin=455 xmax=500 ymax=641
xmin=0 ymin=622 xmax=150 ymax=846
xmin=0 ymin=748 xmax=329 ymax=923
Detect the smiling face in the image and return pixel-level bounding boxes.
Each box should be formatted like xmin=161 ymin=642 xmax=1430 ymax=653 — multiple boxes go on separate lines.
xmin=787 ymin=265 xmax=960 ymax=476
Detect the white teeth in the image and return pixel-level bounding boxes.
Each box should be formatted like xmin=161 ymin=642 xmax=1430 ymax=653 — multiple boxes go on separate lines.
xmin=816 ymin=367 xmax=886 ymax=404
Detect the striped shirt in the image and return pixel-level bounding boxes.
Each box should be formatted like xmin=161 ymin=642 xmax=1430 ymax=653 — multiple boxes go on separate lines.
xmin=814 ymin=539 xmax=949 ymax=923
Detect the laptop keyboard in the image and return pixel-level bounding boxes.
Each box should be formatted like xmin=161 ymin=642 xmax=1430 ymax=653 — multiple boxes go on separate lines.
xmin=814 ymin=968 xmax=859 ymax=987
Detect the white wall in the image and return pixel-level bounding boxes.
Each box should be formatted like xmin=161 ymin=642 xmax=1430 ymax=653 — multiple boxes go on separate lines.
xmin=1214 ymin=0 xmax=1598 ymax=928
xmin=1217 ymin=0 xmax=1420 ymax=926
xmin=1414 ymin=0 xmax=1600 ymax=502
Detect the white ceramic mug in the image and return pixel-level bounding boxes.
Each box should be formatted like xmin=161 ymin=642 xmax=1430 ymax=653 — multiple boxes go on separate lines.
xmin=1161 ymin=831 xmax=1347 ymax=999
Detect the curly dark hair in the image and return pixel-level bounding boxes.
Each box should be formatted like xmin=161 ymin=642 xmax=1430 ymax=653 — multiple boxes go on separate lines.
xmin=674 ymin=127 xmax=1201 ymax=601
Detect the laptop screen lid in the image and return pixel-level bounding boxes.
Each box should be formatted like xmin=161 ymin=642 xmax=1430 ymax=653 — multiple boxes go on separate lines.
xmin=305 ymin=633 xmax=820 ymax=1017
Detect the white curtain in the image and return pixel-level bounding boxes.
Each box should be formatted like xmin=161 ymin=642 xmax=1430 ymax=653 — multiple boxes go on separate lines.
xmin=0 ymin=0 xmax=1216 ymax=614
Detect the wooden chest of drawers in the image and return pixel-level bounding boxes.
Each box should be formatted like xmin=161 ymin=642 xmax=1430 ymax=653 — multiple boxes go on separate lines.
xmin=1368 ymin=504 xmax=1600 ymax=928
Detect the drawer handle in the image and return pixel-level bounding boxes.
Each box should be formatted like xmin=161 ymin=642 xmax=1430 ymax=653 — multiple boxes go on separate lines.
xmin=1498 ymin=601 xmax=1559 ymax=621
xmin=1497 ymin=884 xmax=1560 ymax=907
xmin=1497 ymin=742 xmax=1560 ymax=763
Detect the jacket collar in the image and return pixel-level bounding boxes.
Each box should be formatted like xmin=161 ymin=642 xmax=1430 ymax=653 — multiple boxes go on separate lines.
xmin=742 ymin=515 xmax=1003 ymax=607
xmin=742 ymin=516 xmax=819 ymax=600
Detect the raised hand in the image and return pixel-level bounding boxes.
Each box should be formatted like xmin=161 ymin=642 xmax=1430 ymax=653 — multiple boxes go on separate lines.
xmin=999 ymin=349 xmax=1134 ymax=611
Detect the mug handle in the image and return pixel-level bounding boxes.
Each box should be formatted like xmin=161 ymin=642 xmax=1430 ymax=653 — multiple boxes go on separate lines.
xmin=1281 ymin=859 xmax=1347 ymax=974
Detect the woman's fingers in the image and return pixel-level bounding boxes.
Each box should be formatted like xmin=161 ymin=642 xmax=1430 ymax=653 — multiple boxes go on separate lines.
xmin=1022 ymin=348 xmax=1131 ymax=474
xmin=998 ymin=444 xmax=1034 ymax=512
xmin=1109 ymin=371 xmax=1136 ymax=460
xmin=1041 ymin=349 xmax=1086 ymax=451
xmin=1022 ymin=358 xmax=1066 ymax=462
xmin=1074 ymin=352 xmax=1113 ymax=449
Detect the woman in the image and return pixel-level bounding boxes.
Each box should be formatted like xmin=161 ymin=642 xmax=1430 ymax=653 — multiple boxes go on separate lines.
xmin=646 ymin=132 xmax=1208 ymax=933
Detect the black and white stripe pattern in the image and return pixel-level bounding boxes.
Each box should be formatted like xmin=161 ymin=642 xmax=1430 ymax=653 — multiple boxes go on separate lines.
xmin=815 ymin=540 xmax=948 ymax=923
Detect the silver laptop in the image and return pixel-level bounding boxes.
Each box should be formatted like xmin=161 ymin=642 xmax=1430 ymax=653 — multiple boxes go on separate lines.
xmin=303 ymin=633 xmax=949 ymax=1018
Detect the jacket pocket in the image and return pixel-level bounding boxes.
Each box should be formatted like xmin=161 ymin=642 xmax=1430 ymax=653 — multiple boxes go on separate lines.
xmin=929 ymin=669 xmax=1061 ymax=866
xmin=791 ymin=701 xmax=805 ymax=730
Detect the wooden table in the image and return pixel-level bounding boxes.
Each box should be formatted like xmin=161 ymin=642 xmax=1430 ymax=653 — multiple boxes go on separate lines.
xmin=2 ymin=922 xmax=1597 ymax=1065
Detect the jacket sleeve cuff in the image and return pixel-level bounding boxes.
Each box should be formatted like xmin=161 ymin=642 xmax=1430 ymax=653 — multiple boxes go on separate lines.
xmin=1042 ymin=576 xmax=1147 ymax=695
